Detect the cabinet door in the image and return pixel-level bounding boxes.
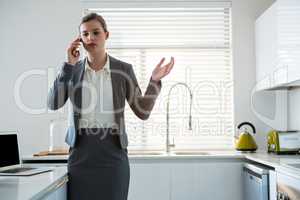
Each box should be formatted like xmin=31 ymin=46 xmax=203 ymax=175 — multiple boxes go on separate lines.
xmin=269 ymin=170 xmax=277 ymax=200
xmin=170 ymin=162 xmax=200 ymax=200
xmin=255 ymin=2 xmax=278 ymax=89
xmin=42 ymin=179 xmax=67 ymax=200
xmin=277 ymin=172 xmax=300 ymax=200
xmin=171 ymin=161 xmax=243 ymax=200
xmin=277 ymin=0 xmax=300 ymax=83
xmin=255 ymin=0 xmax=300 ymax=89
xmin=128 ymin=162 xmax=170 ymax=200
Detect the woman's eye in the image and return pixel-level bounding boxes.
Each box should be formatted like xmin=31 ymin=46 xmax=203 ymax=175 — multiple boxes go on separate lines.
xmin=83 ymin=33 xmax=89 ymax=37
xmin=93 ymin=31 xmax=100 ymax=35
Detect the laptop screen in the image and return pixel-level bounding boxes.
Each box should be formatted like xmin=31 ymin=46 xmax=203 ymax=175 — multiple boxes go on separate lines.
xmin=0 ymin=133 xmax=20 ymax=168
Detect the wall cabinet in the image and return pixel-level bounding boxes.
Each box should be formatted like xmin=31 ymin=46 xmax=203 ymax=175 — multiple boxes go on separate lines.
xmin=255 ymin=0 xmax=300 ymax=90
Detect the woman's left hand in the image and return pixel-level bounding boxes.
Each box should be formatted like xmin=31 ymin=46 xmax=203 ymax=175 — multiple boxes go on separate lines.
xmin=151 ymin=57 xmax=175 ymax=82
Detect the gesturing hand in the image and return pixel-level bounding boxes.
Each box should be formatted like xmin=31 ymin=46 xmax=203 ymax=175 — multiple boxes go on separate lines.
xmin=151 ymin=57 xmax=175 ymax=82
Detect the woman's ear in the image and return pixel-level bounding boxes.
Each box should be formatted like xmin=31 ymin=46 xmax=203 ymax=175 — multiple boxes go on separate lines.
xmin=105 ymin=31 xmax=110 ymax=40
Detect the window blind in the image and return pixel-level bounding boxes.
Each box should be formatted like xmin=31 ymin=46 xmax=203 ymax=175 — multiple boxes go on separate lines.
xmin=88 ymin=6 xmax=234 ymax=150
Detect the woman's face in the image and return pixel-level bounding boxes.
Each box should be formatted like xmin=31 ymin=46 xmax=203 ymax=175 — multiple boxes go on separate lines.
xmin=79 ymin=19 xmax=109 ymax=53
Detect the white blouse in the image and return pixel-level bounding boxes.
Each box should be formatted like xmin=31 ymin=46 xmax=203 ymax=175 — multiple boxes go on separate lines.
xmin=79 ymin=55 xmax=116 ymax=128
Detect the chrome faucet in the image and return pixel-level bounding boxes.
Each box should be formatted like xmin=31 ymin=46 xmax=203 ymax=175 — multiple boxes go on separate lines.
xmin=166 ymin=82 xmax=193 ymax=153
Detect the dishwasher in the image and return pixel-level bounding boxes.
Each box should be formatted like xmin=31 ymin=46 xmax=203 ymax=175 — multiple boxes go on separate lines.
xmin=243 ymin=163 xmax=269 ymax=200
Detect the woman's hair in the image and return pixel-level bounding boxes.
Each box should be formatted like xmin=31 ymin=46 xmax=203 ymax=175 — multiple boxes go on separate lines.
xmin=79 ymin=13 xmax=108 ymax=32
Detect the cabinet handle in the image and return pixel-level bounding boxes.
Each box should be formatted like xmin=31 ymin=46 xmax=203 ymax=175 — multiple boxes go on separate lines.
xmin=37 ymin=176 xmax=68 ymax=199
xmin=55 ymin=176 xmax=68 ymax=189
xmin=277 ymin=192 xmax=291 ymax=200
xmin=49 ymin=176 xmax=68 ymax=192
xmin=277 ymin=192 xmax=283 ymax=200
xmin=283 ymin=193 xmax=290 ymax=200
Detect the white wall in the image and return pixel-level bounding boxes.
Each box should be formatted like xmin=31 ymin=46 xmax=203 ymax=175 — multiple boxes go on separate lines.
xmin=231 ymin=0 xmax=275 ymax=150
xmin=0 ymin=0 xmax=82 ymax=155
xmin=0 ymin=0 xmax=274 ymax=156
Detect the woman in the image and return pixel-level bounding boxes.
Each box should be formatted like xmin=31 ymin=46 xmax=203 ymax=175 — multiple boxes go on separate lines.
xmin=48 ymin=13 xmax=174 ymax=200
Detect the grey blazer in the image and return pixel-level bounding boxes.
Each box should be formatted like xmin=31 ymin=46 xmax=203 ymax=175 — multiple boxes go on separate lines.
xmin=48 ymin=55 xmax=161 ymax=149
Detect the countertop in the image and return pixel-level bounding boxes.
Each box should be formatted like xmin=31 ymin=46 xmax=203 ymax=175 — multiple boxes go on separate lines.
xmin=23 ymin=150 xmax=300 ymax=177
xmin=23 ymin=151 xmax=246 ymax=161
xmin=245 ymin=153 xmax=300 ymax=180
xmin=3 ymin=151 xmax=300 ymax=200
xmin=22 ymin=150 xmax=299 ymax=163
xmin=0 ymin=167 xmax=67 ymax=200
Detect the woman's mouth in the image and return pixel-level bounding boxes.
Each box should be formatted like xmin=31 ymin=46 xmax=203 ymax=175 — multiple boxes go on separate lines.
xmin=87 ymin=43 xmax=97 ymax=47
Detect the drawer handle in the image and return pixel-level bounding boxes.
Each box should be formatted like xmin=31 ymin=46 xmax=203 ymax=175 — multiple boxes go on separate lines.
xmin=50 ymin=176 xmax=68 ymax=191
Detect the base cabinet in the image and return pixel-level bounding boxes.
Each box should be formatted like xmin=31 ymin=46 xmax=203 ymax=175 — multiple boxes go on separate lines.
xmin=128 ymin=160 xmax=243 ymax=200
xmin=171 ymin=162 xmax=243 ymax=200
xmin=269 ymin=170 xmax=277 ymax=200
xmin=42 ymin=177 xmax=67 ymax=200
xmin=277 ymin=172 xmax=300 ymax=200
xmin=128 ymin=162 xmax=170 ymax=200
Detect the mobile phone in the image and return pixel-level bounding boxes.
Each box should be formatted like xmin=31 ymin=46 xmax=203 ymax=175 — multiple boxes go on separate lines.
xmin=72 ymin=37 xmax=82 ymax=57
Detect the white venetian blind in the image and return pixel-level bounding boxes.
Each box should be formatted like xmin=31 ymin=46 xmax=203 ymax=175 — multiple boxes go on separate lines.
xmin=88 ymin=6 xmax=234 ymax=150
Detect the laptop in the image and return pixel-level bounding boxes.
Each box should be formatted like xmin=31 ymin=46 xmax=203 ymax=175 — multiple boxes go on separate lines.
xmin=0 ymin=131 xmax=52 ymax=176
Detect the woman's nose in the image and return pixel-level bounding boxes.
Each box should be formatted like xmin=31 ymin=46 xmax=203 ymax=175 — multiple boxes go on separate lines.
xmin=87 ymin=34 xmax=95 ymax=41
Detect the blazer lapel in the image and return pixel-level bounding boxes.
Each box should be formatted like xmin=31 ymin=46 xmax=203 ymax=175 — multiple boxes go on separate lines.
xmin=109 ymin=56 xmax=122 ymax=122
xmin=73 ymin=58 xmax=86 ymax=114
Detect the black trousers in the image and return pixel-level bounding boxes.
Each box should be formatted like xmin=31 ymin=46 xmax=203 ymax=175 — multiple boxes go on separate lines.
xmin=67 ymin=128 xmax=130 ymax=200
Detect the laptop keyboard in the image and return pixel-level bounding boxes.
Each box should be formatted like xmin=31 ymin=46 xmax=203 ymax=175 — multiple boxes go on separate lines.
xmin=1 ymin=167 xmax=36 ymax=173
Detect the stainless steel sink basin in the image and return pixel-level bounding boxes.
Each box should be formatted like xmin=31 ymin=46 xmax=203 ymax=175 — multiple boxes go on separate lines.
xmin=128 ymin=151 xmax=165 ymax=156
xmin=127 ymin=151 xmax=211 ymax=156
xmin=172 ymin=151 xmax=210 ymax=155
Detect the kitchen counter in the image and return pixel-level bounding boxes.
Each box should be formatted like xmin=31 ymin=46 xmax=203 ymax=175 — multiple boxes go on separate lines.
xmin=23 ymin=151 xmax=246 ymax=161
xmin=23 ymin=151 xmax=300 ymax=168
xmin=243 ymin=153 xmax=300 ymax=179
xmin=7 ymin=151 xmax=300 ymax=200
xmin=244 ymin=152 xmax=299 ymax=168
xmin=0 ymin=167 xmax=68 ymax=200
xmin=22 ymin=150 xmax=298 ymax=163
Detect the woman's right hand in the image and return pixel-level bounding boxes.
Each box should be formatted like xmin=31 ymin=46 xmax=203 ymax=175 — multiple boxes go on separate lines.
xmin=67 ymin=37 xmax=82 ymax=65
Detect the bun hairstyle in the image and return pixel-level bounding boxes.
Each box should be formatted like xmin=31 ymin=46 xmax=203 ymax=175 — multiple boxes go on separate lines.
xmin=79 ymin=13 xmax=108 ymax=32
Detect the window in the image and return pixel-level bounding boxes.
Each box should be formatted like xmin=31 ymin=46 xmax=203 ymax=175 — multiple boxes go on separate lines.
xmin=87 ymin=5 xmax=234 ymax=151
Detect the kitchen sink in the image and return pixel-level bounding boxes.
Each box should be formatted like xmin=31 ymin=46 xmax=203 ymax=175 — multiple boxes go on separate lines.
xmin=128 ymin=151 xmax=166 ymax=156
xmin=172 ymin=151 xmax=210 ymax=155
xmin=127 ymin=151 xmax=212 ymax=156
